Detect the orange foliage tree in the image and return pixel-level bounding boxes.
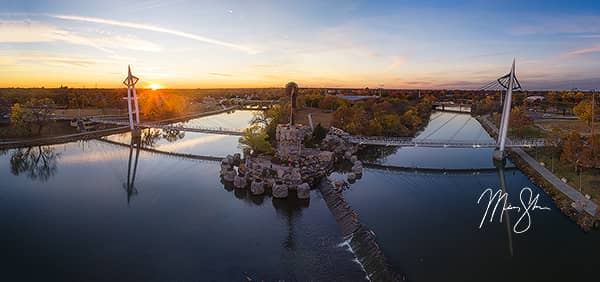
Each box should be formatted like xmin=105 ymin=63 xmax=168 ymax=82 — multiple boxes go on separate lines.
xmin=509 ymin=107 xmax=533 ymax=137
xmin=138 ymin=90 xmax=189 ymax=120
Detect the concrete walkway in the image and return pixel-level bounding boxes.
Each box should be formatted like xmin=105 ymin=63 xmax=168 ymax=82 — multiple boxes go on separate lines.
xmin=480 ymin=116 xmax=598 ymax=217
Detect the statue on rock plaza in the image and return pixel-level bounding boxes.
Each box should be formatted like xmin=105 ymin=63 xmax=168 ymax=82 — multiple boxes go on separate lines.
xmin=276 ymin=82 xmax=311 ymax=162
xmin=220 ymin=82 xmax=364 ymax=199
xmin=285 ymin=81 xmax=298 ymax=125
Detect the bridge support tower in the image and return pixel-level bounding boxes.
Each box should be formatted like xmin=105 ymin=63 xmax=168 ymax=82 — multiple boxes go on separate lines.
xmin=493 ymin=59 xmax=520 ymax=161
xmin=123 ymin=65 xmax=141 ymax=136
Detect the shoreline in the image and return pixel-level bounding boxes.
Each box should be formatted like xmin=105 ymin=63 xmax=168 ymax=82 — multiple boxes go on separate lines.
xmin=0 ymin=106 xmax=241 ymax=150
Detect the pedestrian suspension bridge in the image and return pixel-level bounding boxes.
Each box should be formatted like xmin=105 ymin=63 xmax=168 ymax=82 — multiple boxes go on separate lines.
xmin=112 ymin=61 xmax=542 ymax=155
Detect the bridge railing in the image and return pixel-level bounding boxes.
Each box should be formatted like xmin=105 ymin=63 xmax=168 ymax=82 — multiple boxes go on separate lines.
xmin=348 ymin=136 xmax=546 ymax=147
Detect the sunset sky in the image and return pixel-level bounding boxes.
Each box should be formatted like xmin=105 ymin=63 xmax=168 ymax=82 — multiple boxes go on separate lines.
xmin=2 ymin=0 xmax=600 ymax=89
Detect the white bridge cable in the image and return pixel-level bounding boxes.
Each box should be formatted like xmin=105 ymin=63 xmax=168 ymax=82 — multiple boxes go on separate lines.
xmin=448 ymin=116 xmax=474 ymax=141
xmin=475 ymin=125 xmax=487 ymax=142
xmin=417 ymin=113 xmax=459 ymax=140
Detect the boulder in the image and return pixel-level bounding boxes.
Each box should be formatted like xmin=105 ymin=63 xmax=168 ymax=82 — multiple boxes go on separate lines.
xmin=220 ymin=159 xmax=231 ymax=174
xmin=234 ymin=174 xmax=247 ymax=189
xmin=238 ymin=163 xmax=247 ymax=175
xmin=352 ymin=160 xmax=363 ymax=175
xmin=272 ymin=182 xmax=289 ymax=198
xmin=347 ymin=172 xmax=356 ymax=181
xmin=344 ymin=151 xmax=352 ymax=160
xmin=318 ymin=151 xmax=334 ymax=162
xmin=251 ymin=179 xmax=265 ymax=195
xmin=297 ymin=183 xmax=310 ymax=199
xmin=233 ymin=153 xmax=242 ymax=166
xmin=290 ymin=168 xmax=302 ymax=185
xmin=223 ymin=168 xmax=236 ymax=182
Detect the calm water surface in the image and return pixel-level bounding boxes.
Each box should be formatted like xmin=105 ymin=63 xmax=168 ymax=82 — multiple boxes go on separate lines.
xmin=1 ymin=110 xmax=598 ymax=281
xmin=342 ymin=112 xmax=600 ymax=281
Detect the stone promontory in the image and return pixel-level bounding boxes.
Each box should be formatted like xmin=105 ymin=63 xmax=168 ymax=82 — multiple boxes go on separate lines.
xmin=220 ymin=125 xmax=362 ymax=199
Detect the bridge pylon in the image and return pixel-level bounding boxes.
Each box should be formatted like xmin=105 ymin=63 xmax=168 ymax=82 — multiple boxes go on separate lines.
xmin=123 ymin=65 xmax=140 ymax=133
xmin=493 ymin=59 xmax=521 ymax=161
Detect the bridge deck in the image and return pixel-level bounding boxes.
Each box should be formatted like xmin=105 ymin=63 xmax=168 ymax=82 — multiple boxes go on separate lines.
xmin=348 ymin=136 xmax=545 ymax=148
xmin=89 ymin=106 xmax=243 ymax=136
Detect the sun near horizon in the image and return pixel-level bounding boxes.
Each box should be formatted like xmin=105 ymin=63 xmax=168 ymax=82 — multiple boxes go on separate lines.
xmin=147 ymin=83 xmax=164 ymax=91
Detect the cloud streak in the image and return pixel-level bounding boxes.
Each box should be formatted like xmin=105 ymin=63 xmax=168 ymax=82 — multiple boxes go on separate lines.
xmin=52 ymin=14 xmax=257 ymax=54
xmin=0 ymin=20 xmax=161 ymax=53
xmin=566 ymin=44 xmax=600 ymax=57
xmin=208 ymin=72 xmax=233 ymax=77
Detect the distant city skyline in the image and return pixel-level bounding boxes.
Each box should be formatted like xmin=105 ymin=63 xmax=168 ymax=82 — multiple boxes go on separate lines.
xmin=2 ymin=0 xmax=600 ymax=90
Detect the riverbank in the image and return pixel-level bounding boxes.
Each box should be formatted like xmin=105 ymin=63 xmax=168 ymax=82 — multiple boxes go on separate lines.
xmin=0 ymin=126 xmax=130 ymax=150
xmin=0 ymin=106 xmax=241 ymax=150
xmin=477 ymin=115 xmax=599 ymax=231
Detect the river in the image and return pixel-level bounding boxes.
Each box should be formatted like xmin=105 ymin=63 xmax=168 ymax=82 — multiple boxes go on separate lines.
xmin=0 ymin=110 xmax=598 ymax=281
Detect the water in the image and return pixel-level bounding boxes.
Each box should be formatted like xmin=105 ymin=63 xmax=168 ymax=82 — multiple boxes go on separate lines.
xmin=0 ymin=110 xmax=363 ymax=281
xmin=1 ymin=110 xmax=598 ymax=281
xmin=104 ymin=110 xmax=256 ymax=157
xmin=341 ymin=112 xmax=600 ymax=281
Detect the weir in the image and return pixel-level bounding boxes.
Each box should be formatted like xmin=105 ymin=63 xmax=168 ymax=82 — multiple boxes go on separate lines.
xmin=319 ymin=181 xmax=404 ymax=281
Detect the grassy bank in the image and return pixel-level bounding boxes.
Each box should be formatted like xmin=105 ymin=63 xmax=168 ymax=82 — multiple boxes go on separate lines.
xmin=524 ymin=147 xmax=600 ymax=206
xmin=477 ymin=115 xmax=599 ymax=230
xmin=508 ymin=150 xmax=598 ymax=231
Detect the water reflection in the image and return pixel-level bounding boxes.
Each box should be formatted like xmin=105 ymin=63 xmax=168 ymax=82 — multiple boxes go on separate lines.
xmin=124 ymin=135 xmax=141 ymax=203
xmin=357 ymin=145 xmax=399 ymax=164
xmin=496 ymin=162 xmax=514 ymax=256
xmin=140 ymin=128 xmax=186 ymax=147
xmin=220 ymin=176 xmax=311 ymax=251
xmin=273 ymin=197 xmax=310 ymax=250
xmin=9 ymin=146 xmax=60 ymax=182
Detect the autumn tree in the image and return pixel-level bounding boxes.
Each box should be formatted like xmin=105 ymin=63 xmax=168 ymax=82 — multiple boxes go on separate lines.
xmin=138 ymin=91 xmax=188 ymax=120
xmin=318 ymin=96 xmax=345 ymax=111
xmin=560 ymin=131 xmax=584 ymax=164
xmin=573 ymin=99 xmax=593 ymax=127
xmin=331 ymin=105 xmax=367 ymax=135
xmin=303 ymin=94 xmax=323 ymax=108
xmin=508 ymin=107 xmax=533 ymax=137
xmin=10 ymin=98 xmax=55 ymax=135
xmin=9 ymin=103 xmax=28 ymax=134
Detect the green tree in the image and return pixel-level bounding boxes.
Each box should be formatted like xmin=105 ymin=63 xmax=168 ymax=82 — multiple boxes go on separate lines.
xmin=251 ymin=103 xmax=289 ymax=143
xmin=304 ymin=123 xmax=328 ymax=147
xmin=239 ymin=125 xmax=272 ymax=155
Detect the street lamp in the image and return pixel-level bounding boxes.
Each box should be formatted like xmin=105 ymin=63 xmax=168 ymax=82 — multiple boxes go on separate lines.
xmin=576 ymin=160 xmax=583 ymax=193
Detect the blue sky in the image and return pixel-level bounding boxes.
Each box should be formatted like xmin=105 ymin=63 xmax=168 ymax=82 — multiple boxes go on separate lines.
xmin=2 ymin=0 xmax=600 ymax=89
